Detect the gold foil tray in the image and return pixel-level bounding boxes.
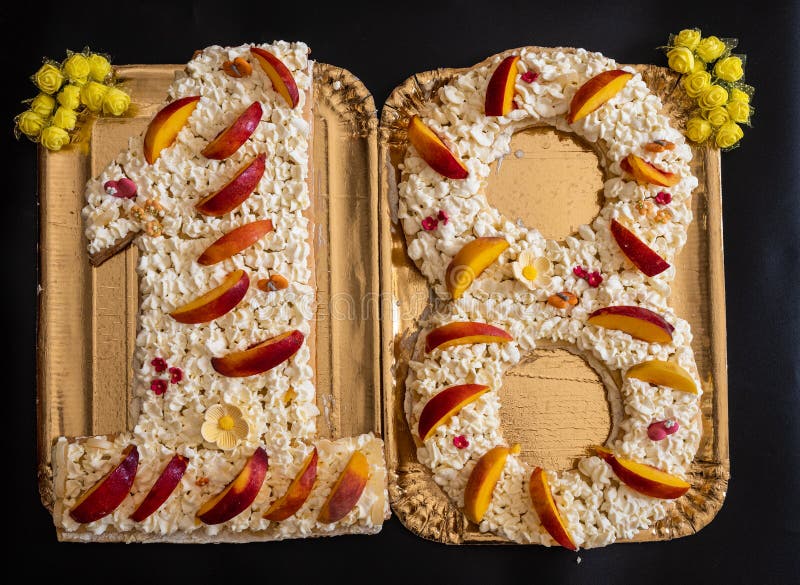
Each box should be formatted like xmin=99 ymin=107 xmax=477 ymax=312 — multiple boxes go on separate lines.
xmin=37 ymin=63 xmax=382 ymax=538
xmin=379 ymin=49 xmax=729 ymax=545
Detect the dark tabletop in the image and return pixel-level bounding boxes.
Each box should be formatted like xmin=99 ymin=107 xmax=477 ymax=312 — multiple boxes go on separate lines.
xmin=4 ymin=1 xmax=798 ymax=583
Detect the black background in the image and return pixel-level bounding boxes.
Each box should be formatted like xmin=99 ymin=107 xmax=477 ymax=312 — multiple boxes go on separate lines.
xmin=3 ymin=1 xmax=799 ymax=584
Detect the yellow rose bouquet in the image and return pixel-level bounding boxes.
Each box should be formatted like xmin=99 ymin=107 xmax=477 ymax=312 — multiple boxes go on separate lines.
xmin=14 ymin=48 xmax=132 ymax=151
xmin=663 ymin=28 xmax=754 ymax=150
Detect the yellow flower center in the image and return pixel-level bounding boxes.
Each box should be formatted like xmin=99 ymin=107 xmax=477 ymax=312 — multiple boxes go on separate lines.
xmin=218 ymin=415 xmax=235 ymax=431
xmin=522 ymin=265 xmax=538 ymax=281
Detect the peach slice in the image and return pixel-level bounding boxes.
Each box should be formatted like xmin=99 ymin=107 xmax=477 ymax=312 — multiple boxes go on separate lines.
xmin=201 ymin=101 xmax=263 ymax=160
xmin=445 ymin=236 xmax=509 ymax=300
xmin=596 ymin=446 xmax=690 ymax=499
xmin=407 ymin=115 xmax=469 ymax=180
xmin=196 ymin=153 xmax=266 ymax=216
xmin=143 ymin=96 xmax=201 ymax=164
xmin=587 ymin=306 xmax=674 ymax=343
xmin=130 ymin=454 xmax=188 ymax=522
xmin=196 ymin=447 xmax=269 ymax=524
xmin=621 ymin=154 xmax=680 ymax=187
xmin=69 ymin=445 xmax=139 ymax=524
xmin=211 ymin=329 xmax=304 ymax=377
xmin=169 ymin=269 xmax=249 ymax=324
xmin=464 ymin=444 xmax=519 ymax=524
xmin=250 ymin=47 xmax=300 ymax=109
xmin=529 ymin=467 xmax=577 ymax=550
xmin=485 ymin=55 xmax=520 ymax=116
xmin=418 ymin=384 xmax=491 ymax=441
xmin=610 ymin=219 xmax=670 ymax=277
xmin=263 ymin=448 xmax=318 ymax=521
xmin=197 ymin=219 xmax=274 ymax=266
xmin=318 ymin=451 xmax=369 ymax=524
xmin=626 ymin=359 xmax=698 ymax=394
xmin=425 ymin=321 xmax=513 ymax=353
xmin=566 ymin=69 xmax=633 ymax=124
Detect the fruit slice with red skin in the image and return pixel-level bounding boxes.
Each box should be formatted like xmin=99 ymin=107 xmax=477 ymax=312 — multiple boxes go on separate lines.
xmin=144 ymin=96 xmax=201 ymax=164
xmin=595 ymin=447 xmax=690 ymax=499
xmin=407 ymin=115 xmax=469 ymax=180
xmin=567 ymin=69 xmax=633 ymax=124
xmin=485 ymin=55 xmax=520 ymax=116
xmin=130 ymin=454 xmax=189 ymax=522
xmin=263 ymin=448 xmax=319 ymax=521
xmin=317 ymin=451 xmax=370 ymax=524
xmin=197 ymin=219 xmax=274 ymax=266
xmin=445 ymin=237 xmax=509 ymax=300
xmin=464 ymin=445 xmax=519 ymax=524
xmin=418 ymin=384 xmax=490 ymax=441
xmin=529 ymin=467 xmax=577 ymax=550
xmin=201 ymin=101 xmax=263 ymax=160
xmin=211 ymin=330 xmax=304 ymax=377
xmin=425 ymin=321 xmax=513 ymax=353
xmin=196 ymin=447 xmax=269 ymax=524
xmin=69 ymin=445 xmax=139 ymax=524
xmin=250 ymin=47 xmax=300 ymax=108
xmin=610 ymin=219 xmax=671 ymax=277
xmin=170 ymin=270 xmax=249 ymax=324
xmin=587 ymin=306 xmax=674 ymax=343
xmin=625 ymin=359 xmax=698 ymax=394
xmin=621 ymin=154 xmax=680 ymax=187
xmin=196 ymin=154 xmax=266 ymax=216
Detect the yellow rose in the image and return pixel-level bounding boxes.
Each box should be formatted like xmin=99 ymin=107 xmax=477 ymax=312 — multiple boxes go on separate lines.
xmin=690 ymin=59 xmax=706 ymax=73
xmin=63 ymin=53 xmax=90 ymax=85
xmin=80 ymin=81 xmax=109 ymax=112
xmin=53 ymin=107 xmax=78 ymax=130
xmin=714 ymin=56 xmax=744 ymax=82
xmin=57 ymin=84 xmax=82 ymax=110
xmin=726 ymin=100 xmax=751 ymax=124
xmin=40 ymin=126 xmax=71 ymax=151
xmin=729 ymin=87 xmax=751 ymax=104
xmin=30 ymin=93 xmax=56 ymax=117
xmin=698 ymin=85 xmax=728 ymax=110
xmin=715 ymin=121 xmax=743 ymax=149
xmin=685 ymin=117 xmax=712 ymax=143
xmin=34 ymin=63 xmax=64 ymax=94
xmin=682 ymin=71 xmax=711 ymax=98
xmin=704 ymin=106 xmax=729 ymax=127
xmin=102 ymin=87 xmax=131 ymax=116
xmin=673 ymin=29 xmax=701 ymax=51
xmin=696 ymin=36 xmax=726 ymax=62
xmin=667 ymin=47 xmax=695 ymax=74
xmin=16 ymin=110 xmax=47 ymax=138
xmin=88 ymin=54 xmax=112 ymax=82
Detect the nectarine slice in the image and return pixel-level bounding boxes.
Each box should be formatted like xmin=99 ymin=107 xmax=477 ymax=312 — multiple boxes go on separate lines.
xmin=485 ymin=55 xmax=520 ymax=116
xmin=418 ymin=384 xmax=491 ymax=441
xmin=197 ymin=447 xmax=269 ymax=524
xmin=130 ymin=454 xmax=188 ymax=522
xmin=250 ymin=47 xmax=300 ymax=109
xmin=626 ymin=359 xmax=698 ymax=394
xmin=196 ymin=153 xmax=266 ymax=216
xmin=69 ymin=445 xmax=139 ymax=524
xmin=587 ymin=306 xmax=674 ymax=343
xmin=425 ymin=321 xmax=513 ymax=353
xmin=143 ymin=96 xmax=201 ymax=164
xmin=318 ymin=451 xmax=369 ymax=524
xmin=170 ymin=269 xmax=249 ymax=324
xmin=407 ymin=115 xmax=469 ymax=180
xmin=621 ymin=154 xmax=680 ymax=187
xmin=263 ymin=448 xmax=318 ymax=521
xmin=211 ymin=329 xmax=304 ymax=377
xmin=596 ymin=447 xmax=690 ymax=499
xmin=464 ymin=444 xmax=519 ymax=524
xmin=201 ymin=101 xmax=263 ymax=160
xmin=197 ymin=219 xmax=274 ymax=266
xmin=567 ymin=69 xmax=633 ymax=124
xmin=445 ymin=237 xmax=509 ymax=300
xmin=529 ymin=467 xmax=577 ymax=550
xmin=610 ymin=219 xmax=670 ymax=277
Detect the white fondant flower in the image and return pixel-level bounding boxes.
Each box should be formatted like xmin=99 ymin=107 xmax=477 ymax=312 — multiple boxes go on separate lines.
xmin=201 ymin=404 xmax=249 ymax=450
xmin=512 ymin=250 xmax=552 ymax=290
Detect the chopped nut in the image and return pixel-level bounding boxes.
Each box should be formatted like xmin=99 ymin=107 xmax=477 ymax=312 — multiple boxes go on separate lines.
xmin=143 ymin=198 xmax=164 ymax=217
xmin=195 ymin=476 xmax=210 ymax=487
xmin=547 ymin=291 xmax=579 ymax=309
xmin=222 ymin=57 xmax=253 ymax=78
xmin=257 ymin=273 xmax=289 ymax=292
xmin=644 ymin=139 xmax=676 ymax=152
xmin=145 ymin=219 xmax=163 ymax=237
xmin=129 ymin=204 xmax=146 ymax=222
